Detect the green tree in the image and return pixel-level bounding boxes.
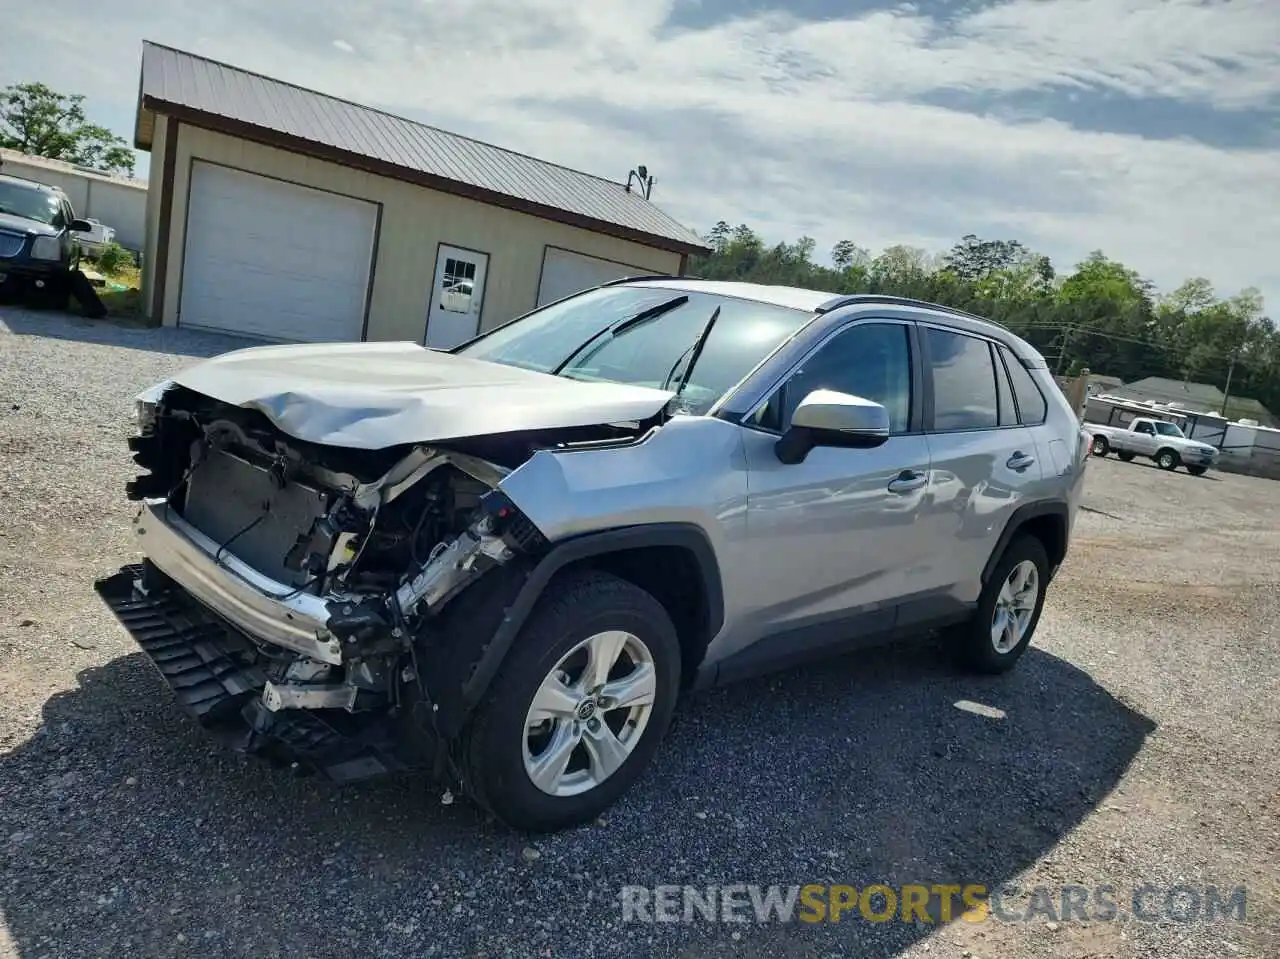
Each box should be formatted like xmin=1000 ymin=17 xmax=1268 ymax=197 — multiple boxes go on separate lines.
xmin=830 ymin=239 xmax=868 ymax=271
xmin=689 ymin=221 xmax=1275 ymax=419
xmin=943 ymin=234 xmax=1029 ymax=283
xmin=0 ymin=82 xmax=134 ymax=175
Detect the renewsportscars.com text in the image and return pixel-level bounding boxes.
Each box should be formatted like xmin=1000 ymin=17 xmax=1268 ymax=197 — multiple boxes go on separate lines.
xmin=619 ymin=883 xmax=1247 ymax=925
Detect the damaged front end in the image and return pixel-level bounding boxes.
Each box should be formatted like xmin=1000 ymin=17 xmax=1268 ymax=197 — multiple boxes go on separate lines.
xmin=92 ymin=383 xmax=619 ymax=783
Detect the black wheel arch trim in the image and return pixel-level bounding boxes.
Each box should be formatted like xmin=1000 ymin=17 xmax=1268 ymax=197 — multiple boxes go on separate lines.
xmin=458 ymin=523 xmax=725 ymax=717
xmin=981 ymin=499 xmax=1070 ymax=586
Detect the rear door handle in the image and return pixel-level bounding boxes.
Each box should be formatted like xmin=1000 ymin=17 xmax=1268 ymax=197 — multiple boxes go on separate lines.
xmin=887 ymin=469 xmax=928 ymax=494
xmin=1007 ymin=451 xmax=1036 ymax=472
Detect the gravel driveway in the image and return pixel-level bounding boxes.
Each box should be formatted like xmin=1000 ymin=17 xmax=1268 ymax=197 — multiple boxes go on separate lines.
xmin=1 ymin=308 xmax=1277 ymax=959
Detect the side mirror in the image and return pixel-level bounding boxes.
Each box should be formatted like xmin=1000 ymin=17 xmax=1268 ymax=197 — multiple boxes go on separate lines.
xmin=70 ymin=219 xmax=93 ymax=233
xmin=775 ymin=389 xmax=891 ymax=464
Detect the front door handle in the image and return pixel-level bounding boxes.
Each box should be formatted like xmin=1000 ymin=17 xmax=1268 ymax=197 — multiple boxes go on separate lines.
xmin=1007 ymin=451 xmax=1036 ymax=472
xmin=887 ymin=469 xmax=928 ymax=494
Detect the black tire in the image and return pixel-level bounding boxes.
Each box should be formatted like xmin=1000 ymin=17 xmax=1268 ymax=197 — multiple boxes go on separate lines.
xmin=953 ymin=534 xmax=1050 ymax=674
xmin=1156 ymin=448 xmax=1180 ymax=471
xmin=1090 ymin=435 xmax=1110 ymax=456
xmin=462 ymin=570 xmax=681 ymax=832
xmin=1116 ymin=451 xmax=1135 ymax=462
xmin=1187 ymin=466 xmax=1208 ymax=476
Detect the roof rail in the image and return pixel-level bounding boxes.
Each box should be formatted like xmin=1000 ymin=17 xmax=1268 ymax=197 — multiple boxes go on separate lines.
xmin=815 ymin=293 xmax=986 ymax=322
xmin=600 ymin=273 xmax=684 ymax=286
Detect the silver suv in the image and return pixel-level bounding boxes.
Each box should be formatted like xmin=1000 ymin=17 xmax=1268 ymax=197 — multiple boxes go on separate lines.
xmin=97 ymin=279 xmax=1089 ymax=832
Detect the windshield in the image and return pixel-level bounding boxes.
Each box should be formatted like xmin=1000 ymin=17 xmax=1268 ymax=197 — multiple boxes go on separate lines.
xmin=1153 ymin=421 xmax=1185 ymax=437
xmin=455 ymin=285 xmax=811 ymax=415
xmin=0 ymin=182 xmax=59 ymax=224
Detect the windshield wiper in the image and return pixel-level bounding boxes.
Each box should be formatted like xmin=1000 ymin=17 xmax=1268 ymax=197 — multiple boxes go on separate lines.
xmin=669 ymin=306 xmax=722 ymax=406
xmin=550 ymin=295 xmax=689 ymax=376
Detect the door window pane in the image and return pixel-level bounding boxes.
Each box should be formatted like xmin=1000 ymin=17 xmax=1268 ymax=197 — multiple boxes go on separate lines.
xmin=999 ymin=345 xmax=1048 ymax=425
xmin=440 ymin=257 xmax=475 ymax=313
xmin=752 ymin=323 xmax=912 ymax=433
xmin=927 ymin=328 xmax=998 ymax=431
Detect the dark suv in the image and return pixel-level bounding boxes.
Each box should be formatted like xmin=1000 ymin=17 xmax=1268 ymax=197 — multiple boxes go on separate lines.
xmin=0 ymin=173 xmax=91 ymax=307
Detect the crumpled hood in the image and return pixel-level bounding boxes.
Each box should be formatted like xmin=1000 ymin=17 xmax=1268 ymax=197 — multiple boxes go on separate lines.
xmin=0 ymin=212 xmax=54 ymax=237
xmin=165 ymin=341 xmax=674 ymax=449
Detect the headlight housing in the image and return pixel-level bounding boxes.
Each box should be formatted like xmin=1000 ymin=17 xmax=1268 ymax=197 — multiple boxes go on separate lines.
xmin=30 ymin=236 xmax=61 ymax=260
xmin=134 ymin=380 xmax=173 ymax=434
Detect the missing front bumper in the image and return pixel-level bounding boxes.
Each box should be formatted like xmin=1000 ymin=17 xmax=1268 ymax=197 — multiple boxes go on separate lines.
xmin=94 ymin=564 xmax=425 ymax=783
xmin=130 ymin=500 xmax=344 ymax=665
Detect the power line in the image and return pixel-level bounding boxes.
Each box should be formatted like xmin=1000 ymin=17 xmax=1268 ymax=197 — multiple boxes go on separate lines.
xmin=1012 ymin=321 xmax=1270 ymax=366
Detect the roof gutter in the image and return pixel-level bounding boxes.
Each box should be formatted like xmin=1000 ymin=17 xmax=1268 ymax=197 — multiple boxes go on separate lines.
xmin=139 ymin=95 xmax=712 ymax=258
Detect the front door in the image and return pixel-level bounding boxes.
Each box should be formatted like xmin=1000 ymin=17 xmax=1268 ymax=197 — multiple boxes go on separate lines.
xmin=425 ymin=245 xmax=489 ymax=349
xmin=733 ymin=320 xmax=931 ymax=662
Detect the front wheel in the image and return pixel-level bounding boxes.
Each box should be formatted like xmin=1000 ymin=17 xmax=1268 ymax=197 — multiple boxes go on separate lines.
xmin=461 ymin=570 xmax=681 ymax=832
xmin=952 ymin=535 xmax=1049 ymax=674
xmin=1156 ymin=449 xmax=1180 ymax=471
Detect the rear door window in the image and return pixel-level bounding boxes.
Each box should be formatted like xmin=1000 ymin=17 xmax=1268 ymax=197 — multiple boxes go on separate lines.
xmin=925 ymin=328 xmax=999 ymax=431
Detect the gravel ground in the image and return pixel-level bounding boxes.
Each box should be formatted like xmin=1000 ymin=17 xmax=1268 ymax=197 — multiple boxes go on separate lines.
xmin=1 ymin=307 xmax=1277 ymax=959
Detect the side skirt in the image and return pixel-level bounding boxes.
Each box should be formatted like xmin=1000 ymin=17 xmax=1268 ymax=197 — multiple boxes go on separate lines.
xmin=708 ymin=594 xmax=975 ymax=688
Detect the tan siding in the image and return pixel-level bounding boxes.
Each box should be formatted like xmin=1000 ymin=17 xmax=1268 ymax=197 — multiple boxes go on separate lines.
xmin=160 ymin=124 xmax=681 ymax=339
xmin=141 ymin=116 xmax=167 ymax=319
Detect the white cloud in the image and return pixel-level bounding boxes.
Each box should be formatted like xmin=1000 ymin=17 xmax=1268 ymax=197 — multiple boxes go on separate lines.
xmin=2 ymin=0 xmax=1277 ymax=305
xmin=332 ymin=39 xmax=354 ymax=54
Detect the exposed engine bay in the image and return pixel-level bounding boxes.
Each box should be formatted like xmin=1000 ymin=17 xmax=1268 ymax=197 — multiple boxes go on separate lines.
xmin=95 ymin=384 xmax=656 ymax=783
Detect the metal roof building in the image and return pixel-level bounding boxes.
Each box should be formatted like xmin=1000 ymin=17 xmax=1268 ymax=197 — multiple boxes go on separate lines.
xmin=133 ymin=42 xmax=708 ymax=344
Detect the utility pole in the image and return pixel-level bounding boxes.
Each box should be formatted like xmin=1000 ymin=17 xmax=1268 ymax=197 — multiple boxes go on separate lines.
xmin=1220 ymin=350 xmax=1238 ymax=418
xmin=1055 ymin=323 xmax=1073 ymax=375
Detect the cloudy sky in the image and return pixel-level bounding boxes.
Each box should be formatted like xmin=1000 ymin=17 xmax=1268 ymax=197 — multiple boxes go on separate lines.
xmin=4 ymin=0 xmax=1278 ymax=306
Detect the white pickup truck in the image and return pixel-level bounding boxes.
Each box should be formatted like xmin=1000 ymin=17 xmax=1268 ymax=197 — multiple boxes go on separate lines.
xmin=1089 ymin=417 xmax=1219 ymax=475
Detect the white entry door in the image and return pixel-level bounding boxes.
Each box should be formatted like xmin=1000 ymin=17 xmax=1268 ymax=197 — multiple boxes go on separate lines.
xmin=425 ymin=245 xmax=489 ymax=349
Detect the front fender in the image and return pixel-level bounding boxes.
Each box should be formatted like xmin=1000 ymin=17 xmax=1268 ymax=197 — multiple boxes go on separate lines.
xmin=451 ymin=523 xmax=725 ymax=731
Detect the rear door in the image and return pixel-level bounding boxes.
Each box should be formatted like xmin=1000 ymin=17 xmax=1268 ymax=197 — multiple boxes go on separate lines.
xmin=914 ymin=325 xmax=1043 ymax=607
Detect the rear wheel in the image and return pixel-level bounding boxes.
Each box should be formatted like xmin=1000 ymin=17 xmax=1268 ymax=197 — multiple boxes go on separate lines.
xmin=1090 ymin=435 xmax=1110 ymax=456
xmin=953 ymin=535 xmax=1049 ymax=674
xmin=1116 ymin=451 xmax=1135 ymax=462
xmin=1187 ymin=465 xmax=1208 ymax=476
xmin=462 ymin=570 xmax=680 ymax=832
xmin=1156 ymin=449 xmax=1180 ymax=471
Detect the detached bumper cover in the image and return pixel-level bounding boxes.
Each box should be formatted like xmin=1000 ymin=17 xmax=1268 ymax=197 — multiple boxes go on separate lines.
xmin=94 ymin=565 xmax=421 ymax=783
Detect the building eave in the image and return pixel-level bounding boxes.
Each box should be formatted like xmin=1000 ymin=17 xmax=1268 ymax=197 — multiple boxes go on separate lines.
xmin=140 ymin=95 xmax=711 ymax=258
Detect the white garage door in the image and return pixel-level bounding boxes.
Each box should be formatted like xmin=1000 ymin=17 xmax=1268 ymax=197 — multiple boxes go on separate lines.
xmin=536 ymin=248 xmax=650 ymax=307
xmin=179 ymin=163 xmax=378 ymax=341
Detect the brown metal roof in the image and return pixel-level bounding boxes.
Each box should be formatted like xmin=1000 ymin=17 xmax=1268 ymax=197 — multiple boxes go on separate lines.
xmin=135 ymin=42 xmax=709 ymax=256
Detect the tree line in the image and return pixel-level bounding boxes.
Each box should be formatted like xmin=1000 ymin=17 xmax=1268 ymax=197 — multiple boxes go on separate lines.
xmin=688 ymin=223 xmax=1276 ymax=417
xmin=1 ymin=82 xmax=134 ymax=175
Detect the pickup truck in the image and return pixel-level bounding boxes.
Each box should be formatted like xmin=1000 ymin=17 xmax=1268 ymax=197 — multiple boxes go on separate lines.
xmin=74 ymin=217 xmax=116 ymax=257
xmin=1089 ymin=417 xmax=1219 ymax=475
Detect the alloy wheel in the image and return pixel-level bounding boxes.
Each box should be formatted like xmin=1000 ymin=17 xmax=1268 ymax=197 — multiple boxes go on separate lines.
xmin=522 ymin=630 xmax=657 ymax=797
xmin=991 ymin=560 xmax=1039 ymax=654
